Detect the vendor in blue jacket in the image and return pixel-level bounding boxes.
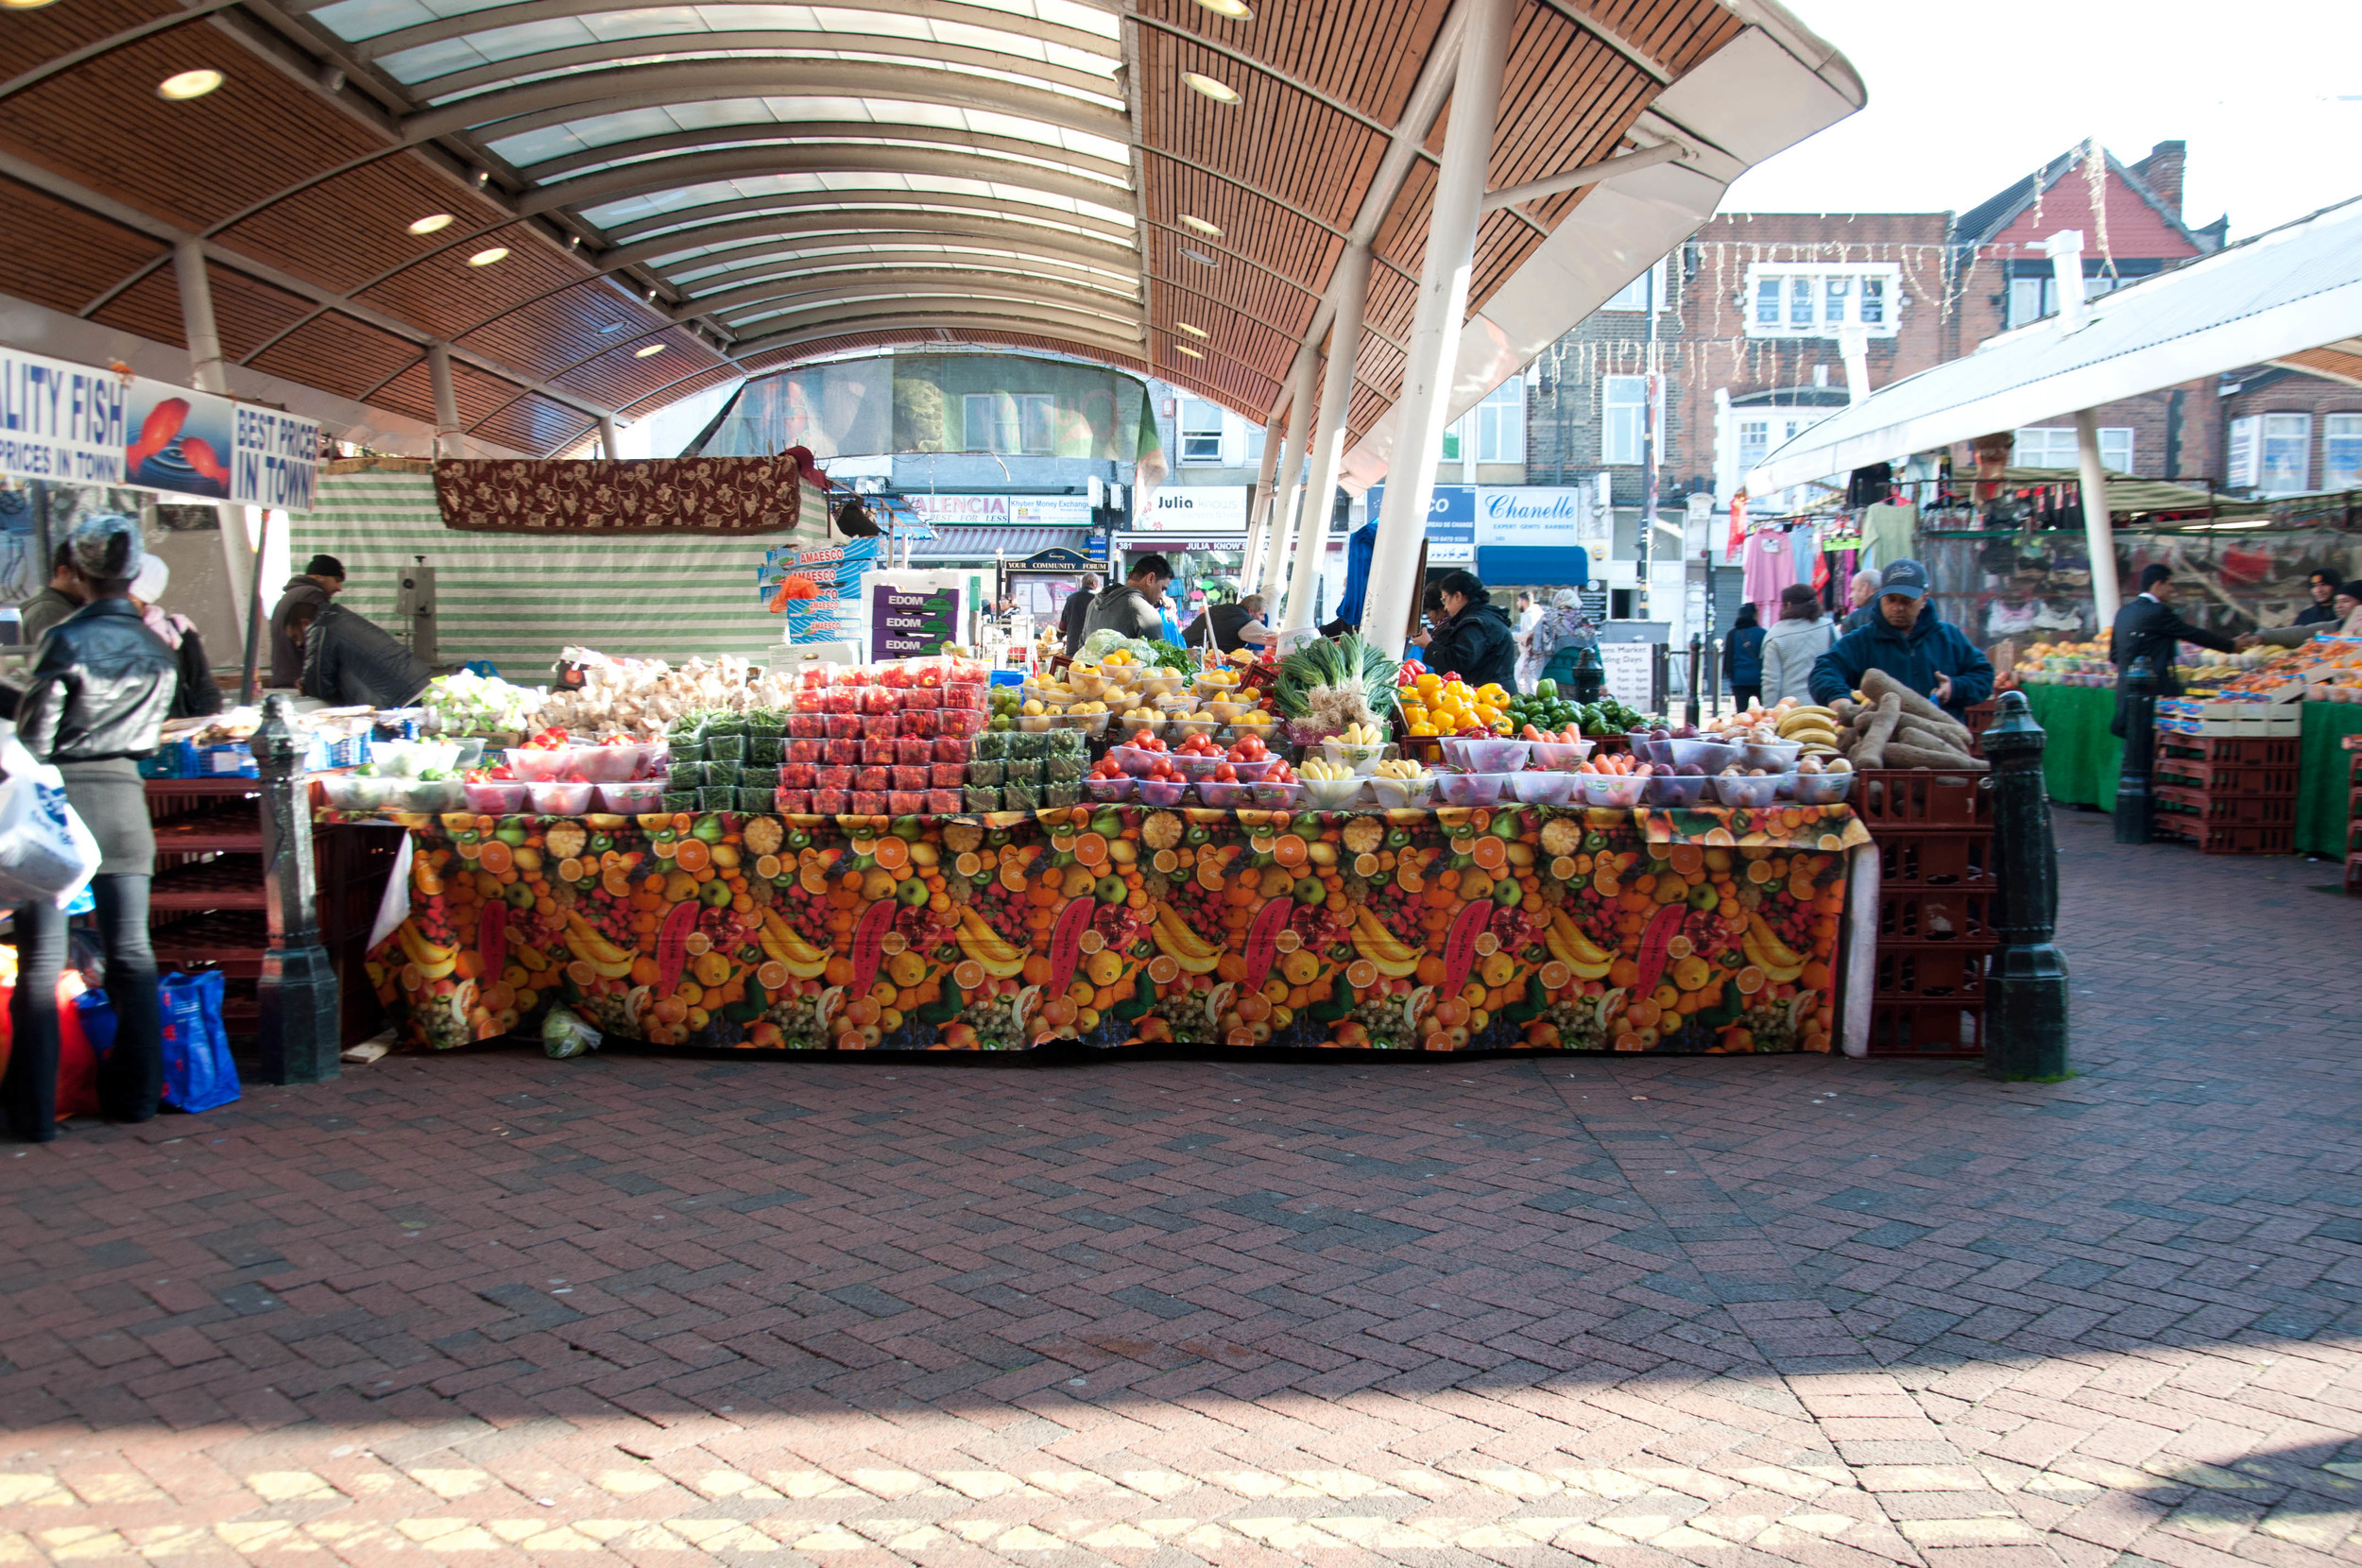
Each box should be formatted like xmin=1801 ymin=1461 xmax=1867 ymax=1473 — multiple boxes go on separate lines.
xmin=1808 ymin=558 xmax=1993 ymax=717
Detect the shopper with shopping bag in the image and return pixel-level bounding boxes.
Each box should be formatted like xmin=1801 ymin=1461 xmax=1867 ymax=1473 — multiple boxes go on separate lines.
xmin=2 ymin=514 xmax=177 ymax=1142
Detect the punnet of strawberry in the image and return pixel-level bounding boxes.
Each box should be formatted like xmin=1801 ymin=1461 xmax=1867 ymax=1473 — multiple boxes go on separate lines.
xmin=520 ymin=726 xmax=569 ymax=749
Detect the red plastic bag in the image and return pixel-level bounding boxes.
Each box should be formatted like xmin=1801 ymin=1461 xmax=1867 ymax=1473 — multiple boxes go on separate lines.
xmin=0 ymin=971 xmax=101 ymax=1121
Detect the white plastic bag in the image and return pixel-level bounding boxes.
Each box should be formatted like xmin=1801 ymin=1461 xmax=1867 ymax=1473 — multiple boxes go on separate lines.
xmin=0 ymin=724 xmax=102 ymax=909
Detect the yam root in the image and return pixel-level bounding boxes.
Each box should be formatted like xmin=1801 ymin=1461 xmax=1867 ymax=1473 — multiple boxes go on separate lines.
xmin=1884 ymin=740 xmax=1988 ymax=771
xmin=1859 ymin=667 xmax=1973 ymax=736
xmin=1831 ymin=698 xmax=1862 ymax=726
xmin=1847 ymin=691 xmax=1902 ymax=768
xmin=1894 ymin=711 xmax=1976 ymax=754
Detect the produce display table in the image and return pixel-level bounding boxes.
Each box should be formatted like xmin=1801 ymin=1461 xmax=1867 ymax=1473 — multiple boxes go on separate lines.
xmin=2298 ymin=704 xmax=2362 ymax=857
xmin=328 ymin=802 xmax=1870 ymax=1058
xmin=2019 ymin=684 xmax=2121 ymax=810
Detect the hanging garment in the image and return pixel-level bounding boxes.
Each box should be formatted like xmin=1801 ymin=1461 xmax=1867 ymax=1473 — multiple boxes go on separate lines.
xmin=1860 ymin=502 xmax=1918 ymax=569
xmin=1845 ymin=463 xmax=1893 ymax=507
xmin=1789 ymin=522 xmax=1822 ymax=587
xmin=1740 ymin=530 xmax=1797 ymax=622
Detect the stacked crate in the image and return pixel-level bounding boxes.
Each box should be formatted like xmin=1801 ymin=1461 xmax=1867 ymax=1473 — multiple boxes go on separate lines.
xmin=1851 ymin=767 xmax=1993 ymax=1058
xmin=2150 ymin=734 xmax=2299 ymax=855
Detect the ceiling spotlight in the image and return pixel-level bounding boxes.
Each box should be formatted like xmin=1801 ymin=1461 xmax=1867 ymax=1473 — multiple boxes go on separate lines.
xmin=1178 ymin=247 xmax=1220 ymax=267
xmin=647 ymin=288 xmax=659 ymax=303
xmin=474 ymin=170 xmax=490 ymax=186
xmin=407 ymin=213 xmax=454 ymax=235
xmin=596 ymin=322 xmax=625 ymax=334
xmin=635 ymin=343 xmax=666 ymax=358
xmin=1181 ymin=72 xmax=1240 ymax=104
xmin=157 ymin=69 xmax=224 ymax=101
xmin=1176 ymin=322 xmax=1208 ymax=338
xmin=1193 ymin=0 xmax=1253 ymax=14
xmin=1179 ymin=214 xmax=1222 ymax=238
xmin=1172 ymin=344 xmax=1203 ymax=359
xmin=568 ymin=234 xmax=582 ymax=250
xmin=1 ymin=0 xmax=64 ymax=9
xmin=467 ymin=247 xmax=509 ymax=266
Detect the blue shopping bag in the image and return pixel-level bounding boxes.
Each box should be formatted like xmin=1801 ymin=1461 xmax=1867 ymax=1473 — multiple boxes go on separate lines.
xmin=160 ymin=971 xmax=240 ymax=1113
xmin=73 ymin=986 xmax=115 ymax=1059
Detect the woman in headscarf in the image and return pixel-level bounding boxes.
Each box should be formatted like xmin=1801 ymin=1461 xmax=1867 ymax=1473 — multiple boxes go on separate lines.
xmin=1520 ymin=588 xmax=1598 ymax=691
xmin=128 ymin=555 xmax=223 ymax=720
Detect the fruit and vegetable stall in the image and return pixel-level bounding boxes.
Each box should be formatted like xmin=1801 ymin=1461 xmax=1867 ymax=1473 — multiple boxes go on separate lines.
xmin=312 ymin=632 xmax=1978 ymax=1057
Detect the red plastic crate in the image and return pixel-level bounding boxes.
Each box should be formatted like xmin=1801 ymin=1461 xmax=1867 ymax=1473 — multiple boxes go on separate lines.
xmin=1876 ymin=888 xmax=1997 ymax=947
xmin=2149 ymin=758 xmax=2297 ymax=796
xmin=1875 ymin=832 xmax=1994 ymax=888
xmin=1854 ymin=768 xmax=1989 ymax=831
xmin=1863 ymin=1000 xmax=1985 ymax=1057
xmin=1961 ymin=699 xmax=1998 ymax=757
xmin=2156 ymin=735 xmax=2300 ymax=768
xmin=2150 ymin=819 xmax=2294 ymax=855
xmin=2151 ymin=786 xmax=2296 ymax=826
xmin=1873 ymin=947 xmax=1988 ymax=1000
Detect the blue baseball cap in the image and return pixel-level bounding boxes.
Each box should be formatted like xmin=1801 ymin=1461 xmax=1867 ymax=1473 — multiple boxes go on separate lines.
xmin=1878 ymin=559 xmax=1929 ymax=599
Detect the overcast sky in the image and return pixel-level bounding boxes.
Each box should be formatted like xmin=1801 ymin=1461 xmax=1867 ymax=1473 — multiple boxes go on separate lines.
xmin=1719 ymin=0 xmax=2362 ymax=240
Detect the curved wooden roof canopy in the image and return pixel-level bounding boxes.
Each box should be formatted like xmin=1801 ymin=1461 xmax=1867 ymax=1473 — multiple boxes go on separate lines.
xmin=0 ymin=0 xmax=1860 ymax=463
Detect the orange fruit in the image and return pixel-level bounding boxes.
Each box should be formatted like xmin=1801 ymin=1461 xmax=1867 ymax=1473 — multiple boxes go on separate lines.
xmin=1146 ymin=954 xmax=1181 ymax=985
xmin=1469 ymin=837 xmax=1506 ymax=871
xmin=1537 ymin=961 xmax=1571 ymax=991
xmin=1665 ymin=935 xmax=1694 ymax=960
xmin=754 ymin=854 xmax=781 ymax=879
xmin=674 ymin=839 xmax=711 ymax=873
xmin=1344 ymin=959 xmax=1378 ymax=990
xmin=1072 ymin=833 xmax=1108 ymax=867
xmin=476 ymin=840 xmax=513 ymax=876
xmin=1551 ymin=856 xmax=1577 ymax=880
xmin=1152 ymin=848 xmax=1179 ymax=874
xmin=756 ymin=961 xmax=790 ymax=991
xmin=950 ymin=960 xmax=984 ymax=991
xmin=1272 ymin=834 xmax=1309 ymax=869
xmin=1735 ymin=965 xmax=1765 ymax=994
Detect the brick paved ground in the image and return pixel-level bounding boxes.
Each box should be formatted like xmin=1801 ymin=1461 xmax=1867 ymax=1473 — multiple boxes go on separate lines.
xmin=4 ymin=806 xmax=2360 ymax=1567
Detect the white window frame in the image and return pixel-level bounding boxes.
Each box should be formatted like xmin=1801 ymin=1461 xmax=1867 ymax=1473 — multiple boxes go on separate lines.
xmin=1742 ymin=263 xmax=1905 ymax=338
xmin=1177 ymin=396 xmax=1224 ymax=466
xmin=2012 ymin=425 xmax=2132 ymax=474
xmin=1601 ymin=375 xmax=1649 ymax=465
xmin=2227 ymin=415 xmax=2260 ymax=489
xmin=2323 ymin=413 xmax=2362 ymax=491
xmin=1019 ymin=393 xmax=1055 ymax=455
xmin=1474 ymin=379 xmax=1524 ymax=463
xmin=2259 ymin=412 xmax=2310 ymax=495
xmin=963 ymin=393 xmax=1018 ymax=453
xmin=1600 ymin=261 xmax=1665 ymax=312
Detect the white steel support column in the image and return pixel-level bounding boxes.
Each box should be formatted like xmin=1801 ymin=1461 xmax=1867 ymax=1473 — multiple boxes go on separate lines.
xmin=1240 ymin=411 xmax=1285 ymax=593
xmin=174 ymin=239 xmax=257 ymax=647
xmin=1283 ymin=243 xmax=1373 ymax=633
xmin=2074 ymin=410 xmax=2121 ymax=621
xmin=427 ymin=341 xmax=462 ymax=458
xmin=2045 ymin=230 xmax=2120 ymax=621
xmin=1258 ymin=349 xmax=1319 ymax=602
xmin=598 ymin=416 xmax=621 ymax=459
xmin=1361 ymin=0 xmax=1513 ymax=656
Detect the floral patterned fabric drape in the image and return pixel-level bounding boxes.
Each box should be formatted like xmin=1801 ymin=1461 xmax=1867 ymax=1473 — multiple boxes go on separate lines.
xmin=434 ymin=456 xmax=817 ymax=536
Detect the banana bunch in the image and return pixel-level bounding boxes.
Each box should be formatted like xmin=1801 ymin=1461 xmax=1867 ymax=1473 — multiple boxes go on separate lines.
xmin=1351 ymin=909 xmax=1421 ymax=978
xmin=1774 ymin=705 xmax=1843 ymax=756
xmin=956 ymin=910 xmax=1026 ymax=979
xmin=1335 ymin=722 xmax=1384 ymax=746
xmin=1545 ymin=911 xmax=1614 ymax=980
xmin=1373 ymin=758 xmax=1426 ymax=780
xmin=760 ymin=909 xmax=830 ymax=979
xmin=1302 ymin=757 xmax=1356 ymax=780
xmin=1151 ymin=909 xmax=1223 ymax=974
xmin=1742 ymin=914 xmax=1805 ymax=983
xmin=565 ymin=913 xmax=635 ymax=979
xmin=398 ymin=925 xmax=458 ymax=979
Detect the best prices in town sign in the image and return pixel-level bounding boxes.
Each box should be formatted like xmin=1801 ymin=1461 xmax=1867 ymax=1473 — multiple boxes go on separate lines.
xmin=0 ymin=345 xmax=318 ymax=508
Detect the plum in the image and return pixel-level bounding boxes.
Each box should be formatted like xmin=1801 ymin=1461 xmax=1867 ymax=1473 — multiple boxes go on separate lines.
xmin=1678 ymin=762 xmax=1704 ymax=776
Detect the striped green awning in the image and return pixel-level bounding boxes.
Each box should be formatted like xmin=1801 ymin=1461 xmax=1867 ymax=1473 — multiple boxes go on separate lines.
xmin=291 ymin=469 xmax=825 ymax=677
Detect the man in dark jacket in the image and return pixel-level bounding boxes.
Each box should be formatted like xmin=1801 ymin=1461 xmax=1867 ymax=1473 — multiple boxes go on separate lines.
xmin=17 ymin=545 xmax=83 ymax=647
xmin=1058 ymin=573 xmax=1101 ymax=655
xmin=1809 ymin=559 xmax=1993 ymax=716
xmin=268 ymin=554 xmax=345 ymax=688
xmin=1725 ymin=603 xmax=1765 ymax=707
xmin=301 ymin=602 xmax=430 ymax=708
xmin=1414 ymin=570 xmax=1518 ymax=692
xmin=2110 ymin=564 xmax=2238 ymax=734
xmin=1081 ymin=555 xmax=1172 ymax=643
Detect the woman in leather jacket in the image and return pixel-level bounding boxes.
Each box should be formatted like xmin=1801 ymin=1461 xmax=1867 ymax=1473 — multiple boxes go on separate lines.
xmin=4 ymin=515 xmax=177 ymax=1142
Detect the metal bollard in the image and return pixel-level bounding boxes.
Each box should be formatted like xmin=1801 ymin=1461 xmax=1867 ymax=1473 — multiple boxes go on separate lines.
xmin=2114 ymin=654 xmax=2157 ymax=845
xmin=253 ymin=694 xmax=341 ymax=1083
xmin=1982 ymin=690 xmax=2068 ymax=1080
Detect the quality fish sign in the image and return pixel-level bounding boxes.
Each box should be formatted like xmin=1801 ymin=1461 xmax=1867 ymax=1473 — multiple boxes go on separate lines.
xmin=0 ymin=344 xmax=317 ymax=506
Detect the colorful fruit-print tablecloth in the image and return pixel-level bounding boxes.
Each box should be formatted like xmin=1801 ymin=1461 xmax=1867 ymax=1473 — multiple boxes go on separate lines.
xmin=341 ymin=803 xmax=1869 ymax=1057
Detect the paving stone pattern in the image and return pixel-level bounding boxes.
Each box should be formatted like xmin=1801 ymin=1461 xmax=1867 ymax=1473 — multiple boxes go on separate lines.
xmin=4 ymin=808 xmax=2360 ymax=1566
